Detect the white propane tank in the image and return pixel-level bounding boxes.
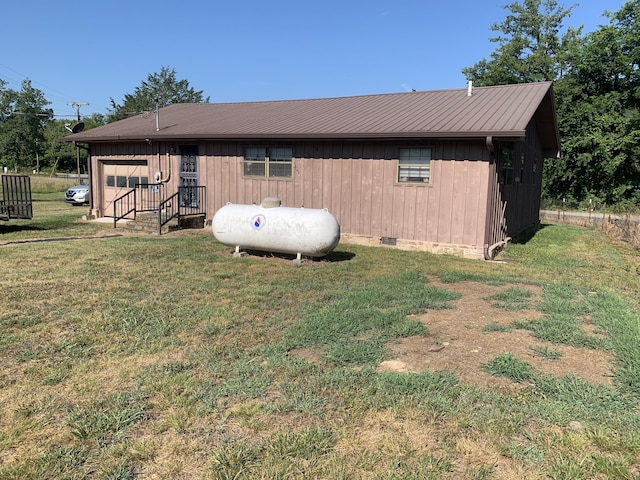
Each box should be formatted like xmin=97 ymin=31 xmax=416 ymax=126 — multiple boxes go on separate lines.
xmin=212 ymin=197 xmax=340 ymax=257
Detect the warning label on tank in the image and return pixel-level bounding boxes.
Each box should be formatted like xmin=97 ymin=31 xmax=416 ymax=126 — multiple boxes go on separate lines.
xmin=251 ymin=214 xmax=266 ymax=230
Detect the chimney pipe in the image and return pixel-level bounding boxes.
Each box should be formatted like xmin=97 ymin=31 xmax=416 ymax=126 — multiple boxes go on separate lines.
xmin=467 ymin=81 xmax=473 ymax=97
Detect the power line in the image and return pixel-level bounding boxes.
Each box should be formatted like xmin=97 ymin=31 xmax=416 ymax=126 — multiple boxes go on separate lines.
xmin=67 ymin=102 xmax=89 ymax=185
xmin=67 ymin=102 xmax=89 ymax=122
xmin=0 ymin=64 xmax=77 ymax=104
xmin=0 ymin=65 xmax=107 ymax=117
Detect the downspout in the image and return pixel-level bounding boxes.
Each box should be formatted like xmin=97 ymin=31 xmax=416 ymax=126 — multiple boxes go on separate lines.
xmin=484 ymin=136 xmax=495 ymax=260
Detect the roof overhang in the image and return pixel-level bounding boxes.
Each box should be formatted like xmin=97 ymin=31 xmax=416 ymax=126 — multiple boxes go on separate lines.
xmin=64 ymin=131 xmax=529 ymax=144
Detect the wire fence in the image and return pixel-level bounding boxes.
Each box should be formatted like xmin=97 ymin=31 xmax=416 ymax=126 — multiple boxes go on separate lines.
xmin=540 ymin=205 xmax=640 ymax=250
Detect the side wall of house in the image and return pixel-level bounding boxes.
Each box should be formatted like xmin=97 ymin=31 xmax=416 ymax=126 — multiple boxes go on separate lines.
xmin=496 ymin=119 xmax=545 ymax=243
xmin=198 ymin=140 xmax=491 ymax=255
xmin=89 ymin=140 xmax=493 ymax=257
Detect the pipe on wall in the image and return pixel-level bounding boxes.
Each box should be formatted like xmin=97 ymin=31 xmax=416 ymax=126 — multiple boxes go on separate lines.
xmin=156 ymin=144 xmax=171 ymax=184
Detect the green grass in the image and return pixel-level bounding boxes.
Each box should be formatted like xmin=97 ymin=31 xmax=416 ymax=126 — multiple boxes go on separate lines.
xmin=529 ymin=345 xmax=563 ymax=360
xmin=1 ymin=203 xmax=640 ymax=478
xmin=482 ymin=352 xmax=535 ymax=383
xmin=284 ymin=270 xmax=459 ymax=366
xmin=486 ymin=286 xmax=533 ymax=311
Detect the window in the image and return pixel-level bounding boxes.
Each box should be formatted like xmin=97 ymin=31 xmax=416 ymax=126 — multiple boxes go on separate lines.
xmin=398 ymin=148 xmax=431 ymax=183
xmin=106 ymin=175 xmax=149 ymax=188
xmin=500 ymin=146 xmax=514 ymax=185
xmin=243 ymin=147 xmax=292 ymax=178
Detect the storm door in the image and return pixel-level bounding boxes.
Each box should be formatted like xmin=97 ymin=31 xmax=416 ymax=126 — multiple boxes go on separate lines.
xmin=179 ymin=145 xmax=199 ymax=208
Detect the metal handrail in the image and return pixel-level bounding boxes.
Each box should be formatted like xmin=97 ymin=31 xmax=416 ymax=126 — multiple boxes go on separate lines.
xmin=112 ymin=188 xmax=137 ymax=228
xmin=136 ymin=183 xmax=165 ymax=213
xmin=113 ymin=183 xmax=166 ymax=228
xmin=158 ymin=186 xmax=206 ymax=234
xmin=113 ymin=183 xmax=206 ymax=233
xmin=158 ymin=191 xmax=179 ymax=234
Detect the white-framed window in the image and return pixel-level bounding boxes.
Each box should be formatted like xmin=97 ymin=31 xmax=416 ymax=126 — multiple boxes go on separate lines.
xmin=398 ymin=148 xmax=431 ymax=183
xmin=243 ymin=147 xmax=292 ymax=178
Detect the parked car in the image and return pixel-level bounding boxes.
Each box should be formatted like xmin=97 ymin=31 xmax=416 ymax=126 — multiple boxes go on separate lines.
xmin=65 ymin=184 xmax=90 ymax=205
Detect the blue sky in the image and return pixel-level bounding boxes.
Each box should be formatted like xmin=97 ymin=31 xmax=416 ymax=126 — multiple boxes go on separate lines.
xmin=1 ymin=0 xmax=628 ymax=119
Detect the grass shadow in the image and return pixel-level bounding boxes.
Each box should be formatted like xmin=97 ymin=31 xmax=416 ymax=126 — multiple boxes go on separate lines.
xmin=509 ymin=223 xmax=552 ymax=245
xmin=0 ymin=224 xmax=46 ymax=234
xmin=237 ymin=249 xmax=356 ymax=263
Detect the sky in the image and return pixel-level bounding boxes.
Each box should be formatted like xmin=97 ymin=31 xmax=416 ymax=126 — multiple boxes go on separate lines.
xmin=1 ymin=0 xmax=629 ymax=119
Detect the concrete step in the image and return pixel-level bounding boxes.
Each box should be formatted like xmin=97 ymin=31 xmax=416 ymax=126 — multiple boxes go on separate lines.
xmin=117 ymin=213 xmax=204 ymax=234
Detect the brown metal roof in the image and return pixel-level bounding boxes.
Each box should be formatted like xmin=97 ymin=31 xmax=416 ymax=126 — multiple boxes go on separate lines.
xmin=65 ymin=82 xmax=559 ymax=149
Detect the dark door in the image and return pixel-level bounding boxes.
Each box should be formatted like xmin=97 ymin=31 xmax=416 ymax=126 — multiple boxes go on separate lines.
xmin=179 ymin=145 xmax=199 ymax=208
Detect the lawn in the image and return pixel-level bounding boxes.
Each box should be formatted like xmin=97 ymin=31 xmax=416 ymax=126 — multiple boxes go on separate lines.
xmin=1 ymin=178 xmax=639 ymax=479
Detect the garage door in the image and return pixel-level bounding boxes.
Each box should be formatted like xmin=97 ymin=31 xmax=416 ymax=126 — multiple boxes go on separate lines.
xmin=100 ymin=160 xmax=149 ymax=216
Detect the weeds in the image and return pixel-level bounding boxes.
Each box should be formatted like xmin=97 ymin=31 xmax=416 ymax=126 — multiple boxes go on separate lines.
xmin=1 ymin=206 xmax=640 ymax=479
xmin=66 ymin=391 xmax=147 ymax=443
xmin=482 ymin=352 xmax=535 ymax=383
xmin=482 ymin=322 xmax=513 ymax=333
xmin=530 ymin=345 xmax=563 ymax=360
xmin=487 ymin=287 xmax=533 ymax=311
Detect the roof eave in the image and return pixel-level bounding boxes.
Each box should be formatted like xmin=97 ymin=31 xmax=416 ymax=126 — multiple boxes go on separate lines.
xmin=64 ymin=130 xmax=529 ymax=144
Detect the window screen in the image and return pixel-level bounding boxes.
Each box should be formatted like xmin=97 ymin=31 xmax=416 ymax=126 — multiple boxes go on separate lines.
xmin=398 ymin=148 xmax=431 ymax=183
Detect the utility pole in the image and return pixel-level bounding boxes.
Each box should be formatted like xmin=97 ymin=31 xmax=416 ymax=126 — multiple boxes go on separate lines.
xmin=67 ymin=102 xmax=89 ymax=184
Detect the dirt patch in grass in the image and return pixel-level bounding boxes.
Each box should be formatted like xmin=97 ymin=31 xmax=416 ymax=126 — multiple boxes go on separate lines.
xmin=292 ymin=280 xmax=614 ymax=390
xmin=378 ymin=281 xmax=614 ymax=390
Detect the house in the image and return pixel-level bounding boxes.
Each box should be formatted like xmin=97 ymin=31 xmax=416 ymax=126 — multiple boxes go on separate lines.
xmin=64 ymin=81 xmax=559 ymax=260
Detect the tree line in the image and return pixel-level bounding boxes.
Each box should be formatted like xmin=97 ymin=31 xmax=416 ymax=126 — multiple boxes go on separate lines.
xmin=0 ymin=67 xmax=206 ymax=175
xmin=1 ymin=2 xmax=639 ymax=209
xmin=463 ymin=0 xmax=640 ymax=209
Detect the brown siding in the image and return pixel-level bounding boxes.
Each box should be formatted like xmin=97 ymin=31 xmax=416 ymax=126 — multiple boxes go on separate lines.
xmin=90 ymin=139 xmax=497 ymax=253
xmin=485 ymin=119 xmax=545 ymax=254
xmin=187 ymin=140 xmax=491 ymax=249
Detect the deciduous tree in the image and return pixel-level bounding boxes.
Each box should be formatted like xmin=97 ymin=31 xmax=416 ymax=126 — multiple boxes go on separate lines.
xmin=462 ymin=0 xmax=581 ymax=85
xmin=107 ymin=66 xmax=209 ymax=122
xmin=0 ymin=79 xmax=52 ymax=172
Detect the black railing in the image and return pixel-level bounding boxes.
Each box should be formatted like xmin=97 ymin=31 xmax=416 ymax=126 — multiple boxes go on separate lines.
xmin=113 ymin=184 xmax=206 ymax=234
xmin=113 ymin=189 xmax=135 ymax=227
xmin=113 ymin=183 xmax=166 ymax=227
xmin=158 ymin=186 xmax=206 ymax=234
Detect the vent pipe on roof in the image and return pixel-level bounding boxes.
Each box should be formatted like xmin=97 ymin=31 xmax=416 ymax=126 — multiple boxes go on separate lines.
xmin=467 ymin=81 xmax=473 ymax=97
xmin=154 ymin=99 xmax=160 ymax=132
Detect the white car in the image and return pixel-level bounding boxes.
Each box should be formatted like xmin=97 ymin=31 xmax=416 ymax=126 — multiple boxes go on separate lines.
xmin=65 ymin=185 xmax=90 ymax=205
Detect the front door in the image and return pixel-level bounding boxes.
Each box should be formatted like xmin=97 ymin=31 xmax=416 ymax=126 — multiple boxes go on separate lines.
xmin=179 ymin=145 xmax=199 ymax=208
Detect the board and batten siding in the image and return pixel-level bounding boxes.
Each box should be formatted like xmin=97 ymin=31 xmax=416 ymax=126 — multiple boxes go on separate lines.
xmin=201 ymin=140 xmax=491 ymax=254
xmin=89 ymin=140 xmax=493 ymax=257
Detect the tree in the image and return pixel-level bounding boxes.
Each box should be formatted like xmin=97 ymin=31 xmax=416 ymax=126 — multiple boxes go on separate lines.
xmin=43 ymin=119 xmax=76 ymax=173
xmin=0 ymin=79 xmax=53 ymax=172
xmin=107 ymin=66 xmax=209 ymax=122
xmin=545 ymin=1 xmax=640 ymax=206
xmin=463 ymin=0 xmax=640 ymax=208
xmin=462 ymin=0 xmax=581 ymax=85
